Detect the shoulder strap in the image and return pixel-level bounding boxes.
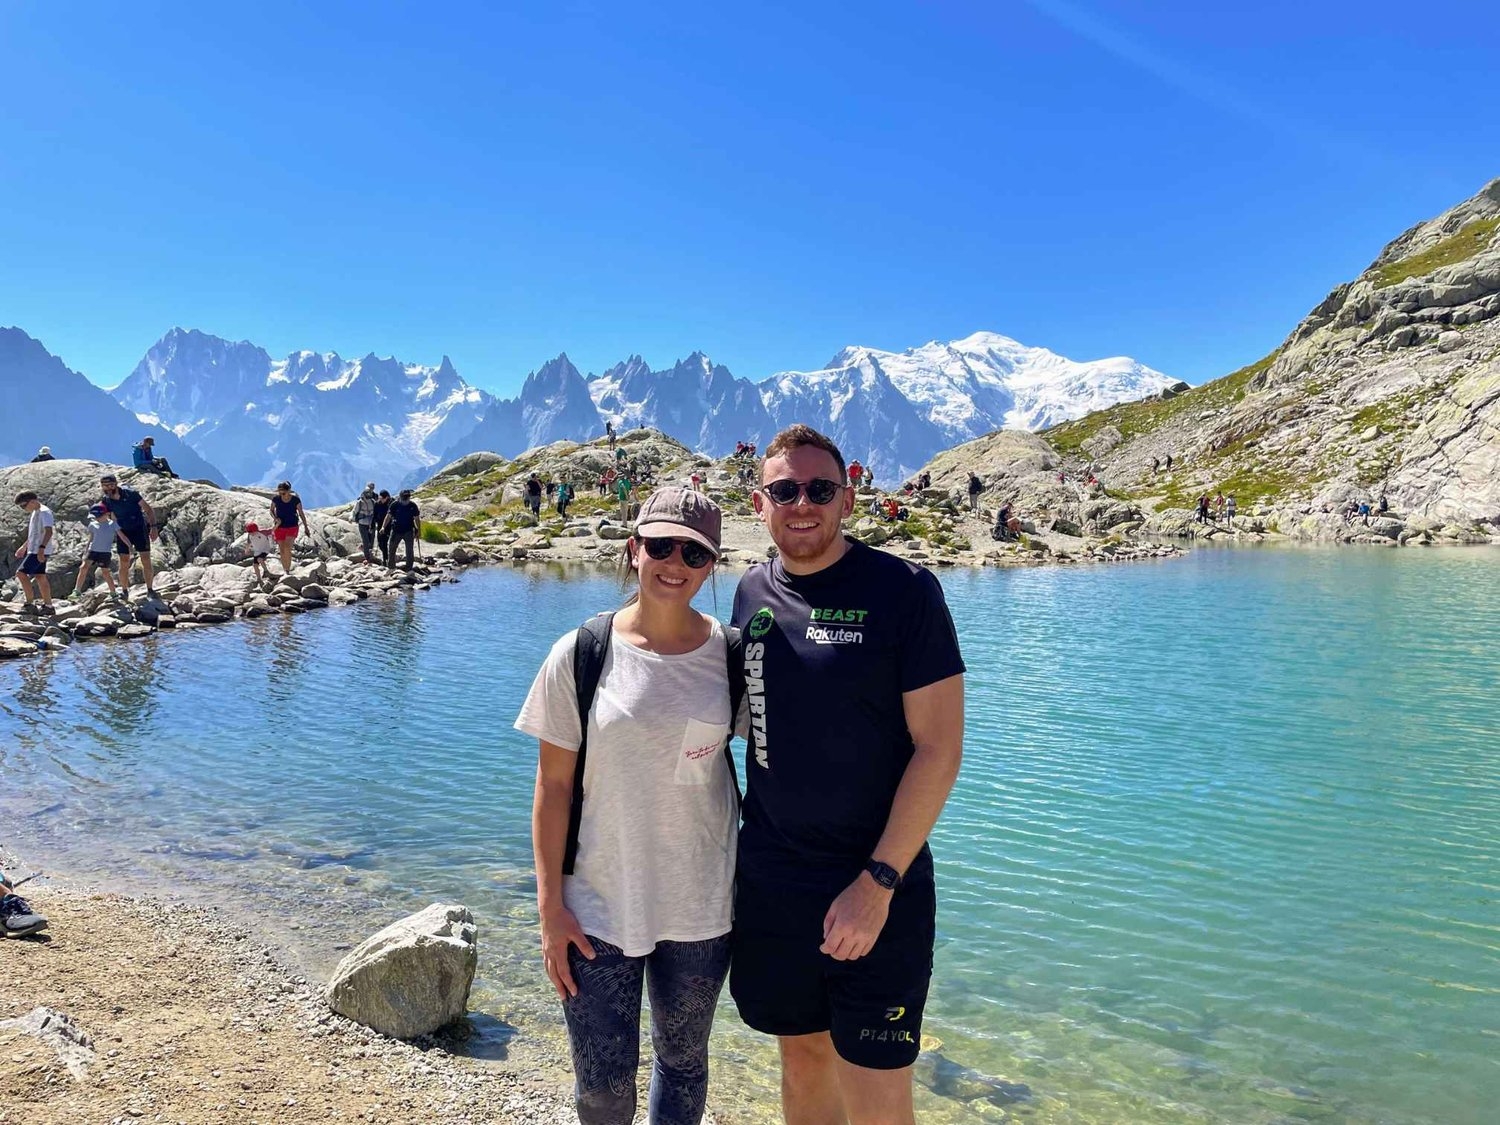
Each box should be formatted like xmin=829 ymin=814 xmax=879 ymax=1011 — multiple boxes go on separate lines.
xmin=723 ymin=624 xmax=745 ymax=809
xmin=564 ymin=612 xmax=614 ymax=875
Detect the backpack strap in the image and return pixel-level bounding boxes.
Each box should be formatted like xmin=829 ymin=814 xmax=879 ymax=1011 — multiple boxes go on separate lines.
xmin=724 ymin=624 xmax=746 ymax=809
xmin=564 ymin=612 xmax=615 ymax=876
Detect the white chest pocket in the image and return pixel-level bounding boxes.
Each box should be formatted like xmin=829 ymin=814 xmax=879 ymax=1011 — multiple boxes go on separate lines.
xmin=676 ymin=718 xmax=729 ymax=785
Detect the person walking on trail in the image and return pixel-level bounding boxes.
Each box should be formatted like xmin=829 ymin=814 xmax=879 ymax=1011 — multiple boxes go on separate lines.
xmin=556 ymin=480 xmax=575 ymax=518
xmin=1225 ymin=495 xmax=1237 ymax=524
xmin=732 ymin=424 xmax=965 ymax=1125
xmin=270 ymin=480 xmax=311 ymax=576
xmin=1214 ymin=492 xmax=1226 ymax=521
xmin=967 ymin=471 xmax=985 ymax=513
xmin=74 ymin=504 xmax=126 ymax=599
xmin=1 ymin=868 xmax=48 ymax=938
xmin=372 ymin=489 xmax=393 ymax=567
xmin=244 ymin=522 xmax=274 ymax=582
xmin=515 ymin=486 xmax=739 ymax=1125
xmin=131 ymin=436 xmax=178 ymax=477
xmin=384 ymin=489 xmax=421 ymax=570
xmin=605 ymin=419 xmax=616 ymax=451
xmin=352 ymin=481 xmax=378 ymax=564
xmin=1196 ymin=495 xmax=1210 ymax=524
xmin=30 ymin=446 xmax=54 ymax=463
xmin=1165 ymin=453 xmax=1174 ymax=471
xmin=13 ymin=491 xmax=56 ymax=615
xmin=99 ymin=473 xmax=160 ymax=597
xmin=525 ymin=473 xmax=543 ymax=517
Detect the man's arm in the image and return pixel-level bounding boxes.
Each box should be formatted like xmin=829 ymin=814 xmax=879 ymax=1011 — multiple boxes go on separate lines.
xmin=820 ymin=673 xmax=964 ymax=961
xmin=39 ymin=520 xmax=54 ymax=555
xmin=141 ymin=498 xmax=159 ymax=539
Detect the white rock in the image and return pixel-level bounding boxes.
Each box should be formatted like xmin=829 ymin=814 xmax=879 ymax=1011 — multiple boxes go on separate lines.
xmin=325 ymin=904 xmax=477 ymax=1040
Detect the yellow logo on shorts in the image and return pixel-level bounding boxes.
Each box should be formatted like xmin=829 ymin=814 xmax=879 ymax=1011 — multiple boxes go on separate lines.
xmin=884 ymin=1006 xmax=906 ymax=1021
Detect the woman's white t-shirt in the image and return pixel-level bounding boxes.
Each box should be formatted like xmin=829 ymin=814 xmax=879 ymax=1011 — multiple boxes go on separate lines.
xmin=514 ymin=616 xmax=737 ymax=957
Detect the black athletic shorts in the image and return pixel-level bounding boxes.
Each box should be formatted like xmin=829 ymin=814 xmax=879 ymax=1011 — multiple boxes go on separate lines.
xmin=86 ymin=550 xmax=113 ymax=566
xmin=731 ymin=872 xmax=935 ymax=1070
xmin=115 ymin=525 xmax=150 ymax=555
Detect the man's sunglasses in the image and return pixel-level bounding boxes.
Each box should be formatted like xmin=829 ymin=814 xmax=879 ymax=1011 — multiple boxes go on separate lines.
xmin=760 ymin=478 xmax=843 ymax=506
xmin=642 ymin=537 xmax=714 ymax=569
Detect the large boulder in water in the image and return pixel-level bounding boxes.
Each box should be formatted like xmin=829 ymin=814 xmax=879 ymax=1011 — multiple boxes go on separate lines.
xmin=325 ymin=904 xmax=477 ymax=1039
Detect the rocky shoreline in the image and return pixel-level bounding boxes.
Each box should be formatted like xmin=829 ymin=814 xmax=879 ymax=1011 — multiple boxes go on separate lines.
xmin=0 ymin=878 xmax=579 ymax=1125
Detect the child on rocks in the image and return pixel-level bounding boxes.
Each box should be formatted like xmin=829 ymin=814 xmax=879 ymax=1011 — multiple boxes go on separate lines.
xmin=245 ymin=522 xmax=274 ymax=581
xmin=74 ymin=504 xmax=125 ymax=599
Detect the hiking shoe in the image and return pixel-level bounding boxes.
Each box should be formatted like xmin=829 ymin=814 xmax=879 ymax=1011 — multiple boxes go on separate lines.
xmin=38 ymin=604 xmax=56 ymax=616
xmin=19 ymin=602 xmax=39 ymax=615
xmin=0 ymin=893 xmax=48 ymax=938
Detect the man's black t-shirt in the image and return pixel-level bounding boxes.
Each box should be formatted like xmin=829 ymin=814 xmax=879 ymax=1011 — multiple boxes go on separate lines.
xmin=388 ymin=499 xmax=420 ymax=531
xmin=103 ymin=487 xmax=147 ymax=530
xmin=731 ymin=539 xmax=965 ymax=892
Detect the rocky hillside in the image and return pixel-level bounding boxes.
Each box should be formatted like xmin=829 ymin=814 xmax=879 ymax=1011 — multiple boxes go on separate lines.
xmin=1039 ymin=177 xmax=1500 ymax=543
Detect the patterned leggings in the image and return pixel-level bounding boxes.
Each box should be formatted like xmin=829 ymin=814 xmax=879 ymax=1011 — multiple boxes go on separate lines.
xmin=563 ymin=934 xmax=731 ymax=1125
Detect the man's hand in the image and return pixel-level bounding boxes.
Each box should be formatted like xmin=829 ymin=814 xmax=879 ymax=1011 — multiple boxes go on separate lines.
xmin=148 ymin=527 xmax=159 ymax=541
xmin=540 ymin=905 xmax=595 ymax=999
xmin=12 ymin=546 xmax=22 ymax=559
xmin=821 ymin=872 xmax=893 ymax=961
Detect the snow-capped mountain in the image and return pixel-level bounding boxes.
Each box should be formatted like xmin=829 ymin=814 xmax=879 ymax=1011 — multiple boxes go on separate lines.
xmin=590 ymin=351 xmax=774 ymax=454
xmin=113 ymin=329 xmax=494 ymax=506
xmin=0 ymin=327 xmax=226 ymax=483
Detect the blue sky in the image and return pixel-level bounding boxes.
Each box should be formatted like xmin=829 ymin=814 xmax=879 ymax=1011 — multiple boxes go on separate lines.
xmin=2 ymin=0 xmax=1497 ymax=395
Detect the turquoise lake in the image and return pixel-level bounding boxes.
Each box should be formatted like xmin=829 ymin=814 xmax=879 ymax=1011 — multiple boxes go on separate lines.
xmin=2 ymin=545 xmax=1496 ymax=1123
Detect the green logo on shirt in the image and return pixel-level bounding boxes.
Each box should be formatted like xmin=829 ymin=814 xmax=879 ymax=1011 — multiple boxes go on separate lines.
xmin=747 ymin=607 xmax=775 ymax=639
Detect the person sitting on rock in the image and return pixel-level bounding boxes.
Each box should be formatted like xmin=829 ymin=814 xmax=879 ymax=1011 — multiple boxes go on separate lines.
xmin=131 ymin=436 xmax=178 ymax=478
xmin=30 ymin=446 xmax=55 ymax=463
xmin=244 ymin=522 xmax=274 ymax=582
xmin=0 ymin=869 xmax=47 ymax=939
xmin=73 ymin=504 xmax=126 ymax=600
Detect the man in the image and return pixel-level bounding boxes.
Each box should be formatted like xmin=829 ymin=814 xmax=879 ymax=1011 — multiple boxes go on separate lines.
xmin=614 ymin=472 xmax=633 ymax=522
xmin=606 ymin=419 xmax=616 ymax=451
xmin=352 ymin=482 xmax=378 ymax=564
xmin=383 ymin=489 xmax=421 ymax=570
xmin=966 ymin=472 xmax=984 ymax=513
xmin=525 ymin=473 xmax=543 ymax=517
xmin=731 ymin=424 xmax=965 ymax=1125
xmin=131 ymin=436 xmax=177 ymax=478
xmin=12 ymin=491 xmax=56 ymax=614
xmin=99 ymin=473 xmax=159 ymax=597
xmin=30 ymin=446 xmax=54 ymax=463
xmin=0 ymin=869 xmax=47 ymax=938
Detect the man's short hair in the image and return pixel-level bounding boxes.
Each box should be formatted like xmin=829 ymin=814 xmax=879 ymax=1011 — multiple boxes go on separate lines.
xmin=100 ymin=474 xmax=117 ymax=484
xmin=761 ymin=424 xmax=846 ymax=482
xmin=14 ymin=491 xmax=38 ymax=505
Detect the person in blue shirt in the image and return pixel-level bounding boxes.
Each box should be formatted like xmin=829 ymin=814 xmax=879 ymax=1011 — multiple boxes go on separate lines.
xmin=131 ymin=436 xmax=178 ymax=478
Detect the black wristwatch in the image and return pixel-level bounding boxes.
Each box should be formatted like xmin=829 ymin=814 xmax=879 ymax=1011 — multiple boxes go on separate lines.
xmin=864 ymin=859 xmax=902 ymax=890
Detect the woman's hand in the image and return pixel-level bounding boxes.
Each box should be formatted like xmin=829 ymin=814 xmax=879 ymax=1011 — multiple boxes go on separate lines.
xmin=541 ymin=905 xmax=594 ymax=999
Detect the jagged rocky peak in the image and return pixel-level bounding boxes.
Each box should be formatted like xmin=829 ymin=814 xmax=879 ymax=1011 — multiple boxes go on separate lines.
xmin=1262 ymin=177 xmax=1500 ymax=389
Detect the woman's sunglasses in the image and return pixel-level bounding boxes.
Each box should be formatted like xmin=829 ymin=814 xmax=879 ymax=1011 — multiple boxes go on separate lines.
xmin=642 ymin=537 xmax=715 ymax=569
xmin=760 ymin=478 xmax=843 ymax=506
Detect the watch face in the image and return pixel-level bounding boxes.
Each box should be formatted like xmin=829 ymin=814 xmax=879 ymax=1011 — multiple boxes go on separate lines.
xmin=867 ymin=861 xmax=899 ymax=889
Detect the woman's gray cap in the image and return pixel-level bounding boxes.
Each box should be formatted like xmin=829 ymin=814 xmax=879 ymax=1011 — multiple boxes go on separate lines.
xmin=635 ymin=486 xmax=722 ymax=556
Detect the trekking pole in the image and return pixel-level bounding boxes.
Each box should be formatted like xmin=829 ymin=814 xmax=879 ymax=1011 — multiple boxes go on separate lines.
xmin=7 ymin=870 xmax=41 ymax=890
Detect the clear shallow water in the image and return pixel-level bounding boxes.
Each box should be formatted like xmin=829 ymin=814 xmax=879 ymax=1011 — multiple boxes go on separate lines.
xmin=3 ymin=548 xmax=1497 ymax=1123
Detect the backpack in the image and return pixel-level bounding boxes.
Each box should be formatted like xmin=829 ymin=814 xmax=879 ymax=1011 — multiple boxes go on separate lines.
xmin=563 ymin=612 xmax=746 ymax=875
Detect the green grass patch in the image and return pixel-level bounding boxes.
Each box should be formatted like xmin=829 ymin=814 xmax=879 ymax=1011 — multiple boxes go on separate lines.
xmin=1373 ymin=216 xmax=1499 ymax=289
xmin=420 ymin=519 xmax=471 ymax=544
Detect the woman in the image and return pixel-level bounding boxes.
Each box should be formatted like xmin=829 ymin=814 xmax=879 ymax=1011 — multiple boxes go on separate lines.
xmin=515 ymin=486 xmax=737 ymax=1125
xmin=269 ymin=480 xmax=310 ymax=575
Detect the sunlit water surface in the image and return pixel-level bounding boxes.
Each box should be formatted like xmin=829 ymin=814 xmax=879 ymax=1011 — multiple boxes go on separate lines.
xmin=3 ymin=546 xmax=1496 ymax=1123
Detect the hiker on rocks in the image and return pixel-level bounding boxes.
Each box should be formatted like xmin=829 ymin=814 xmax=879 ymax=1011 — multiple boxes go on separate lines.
xmin=132 ymin=436 xmax=178 ymax=478
xmin=1151 ymin=456 xmax=1160 ymax=474
xmin=12 ymin=491 xmax=55 ymax=615
xmin=556 ymin=479 xmax=575 ymax=518
xmin=615 ymin=473 xmax=633 ymax=522
xmin=99 ymin=473 xmax=159 ymax=597
xmin=918 ymin=470 xmax=931 ymax=490
xmin=352 ymin=482 xmax=378 ymax=564
xmin=1214 ymin=492 xmax=1226 ymax=521
xmin=1165 ymin=453 xmax=1174 ymax=471
xmin=1225 ymin=495 xmax=1237 ymax=524
xmin=525 ymin=473 xmax=543 ymax=517
xmin=605 ymin=419 xmax=616 ymax=451
xmin=372 ymin=490 xmax=393 ymax=567
xmin=244 ymin=522 xmax=274 ymax=581
xmin=849 ymin=459 xmax=864 ymax=489
xmin=1196 ymin=495 xmax=1211 ymax=524
xmin=690 ymin=470 xmax=704 ymax=492
xmin=1 ymin=869 xmax=47 ymax=939
xmin=734 ymin=424 xmax=965 ymax=1124
xmin=30 ymin=446 xmax=54 ymax=463
xmin=967 ymin=471 xmax=985 ymax=513
xmin=993 ymin=503 xmax=1020 ymax=541
xmin=383 ymin=489 xmax=421 ymax=570
xmin=1378 ymin=494 xmax=1389 ymax=515
xmin=270 ymin=480 xmax=311 ymax=576
xmin=516 ymin=486 xmax=737 ymax=1125
xmin=864 ymin=466 xmax=874 ymax=490
xmin=73 ymin=504 xmax=125 ymax=599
